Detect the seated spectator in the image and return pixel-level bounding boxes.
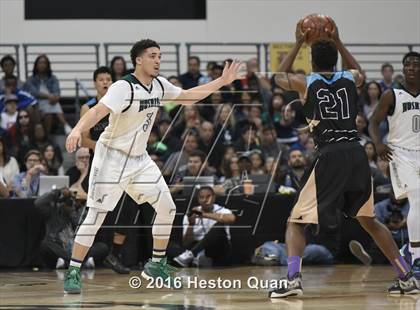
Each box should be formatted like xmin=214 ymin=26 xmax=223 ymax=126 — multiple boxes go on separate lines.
xmin=12 ymin=149 xmax=45 ymax=198
xmin=214 ymin=103 xmax=237 ymax=146
xmin=1 ymin=95 xmax=18 ymax=130
xmin=172 ymin=186 xmax=236 ymax=267
xmin=198 ymin=61 xmax=217 ymax=85
xmin=360 ymin=81 xmax=382 ymax=120
xmin=249 ymin=149 xmax=265 ymax=175
xmin=170 ymin=150 xmax=215 ymax=195
xmin=0 ymin=76 xmax=38 ymax=115
xmin=304 ymin=137 xmax=316 ymax=164
xmin=262 ymin=93 xmax=286 ymax=124
xmin=65 ymin=147 xmax=90 ymax=201
xmin=7 ymin=109 xmax=34 ymax=166
xmin=200 ymin=91 xmax=221 ymax=121
xmin=162 ymin=76 xmax=183 ymax=119
xmin=0 ymin=55 xmax=23 ymax=92
xmin=0 ymin=136 xmax=20 ymax=188
xmin=364 ymin=141 xmax=378 ymax=169
xmin=198 ymin=121 xmax=224 ymax=171
xmin=172 ymin=104 xmax=202 ymax=139
xmin=276 ymin=149 xmax=307 ymax=191
xmin=23 ymin=54 xmax=72 ymax=135
xmin=379 ymin=63 xmax=396 ymax=92
xmin=260 ymin=125 xmax=288 ymax=161
xmin=214 ymin=156 xmax=242 ymax=195
xmin=34 ymin=188 xmax=108 ymax=269
xmin=248 ymin=102 xmax=264 ymax=131
xmin=158 ymin=117 xmax=180 ymax=152
xmin=179 ymin=56 xmax=202 ymax=89
xmin=241 ymin=58 xmax=272 ymax=105
xmin=163 ymin=131 xmax=199 ymax=179
xmin=274 ymin=105 xmax=298 ymax=144
xmin=31 ymin=123 xmax=62 ymax=163
xmin=350 ymin=191 xmax=409 ymax=265
xmin=290 ymin=127 xmax=309 ymax=153
xmin=110 ymin=56 xmax=127 ymax=81
xmin=264 ymin=156 xmax=279 ymax=176
xmin=356 ymin=114 xmax=371 ymax=146
xmin=233 ymin=123 xmax=260 ymax=152
xmin=42 ymin=143 xmax=64 ymax=176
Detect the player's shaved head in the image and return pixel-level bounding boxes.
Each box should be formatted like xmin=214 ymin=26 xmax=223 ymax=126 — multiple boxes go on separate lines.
xmin=311 ymin=40 xmax=338 ymax=72
xmin=130 ymin=39 xmax=160 ymax=67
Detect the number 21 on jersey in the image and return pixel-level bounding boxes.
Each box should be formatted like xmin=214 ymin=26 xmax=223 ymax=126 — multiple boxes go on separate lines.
xmin=316 ymin=88 xmax=350 ymax=120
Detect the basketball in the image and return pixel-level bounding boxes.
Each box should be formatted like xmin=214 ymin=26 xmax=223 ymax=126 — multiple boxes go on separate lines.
xmin=301 ymin=13 xmax=335 ymax=45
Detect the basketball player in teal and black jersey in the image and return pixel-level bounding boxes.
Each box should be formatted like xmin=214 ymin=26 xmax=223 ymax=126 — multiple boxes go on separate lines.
xmin=370 ymin=52 xmax=420 ymax=285
xmin=268 ymin=19 xmax=419 ymax=298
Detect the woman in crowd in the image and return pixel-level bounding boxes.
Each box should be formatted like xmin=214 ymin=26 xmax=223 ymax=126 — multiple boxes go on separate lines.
xmin=8 ymin=109 xmax=35 ymax=168
xmin=361 ymin=81 xmax=382 ymax=120
xmin=250 ymin=149 xmax=265 ymax=175
xmin=0 ymin=136 xmax=19 ymax=188
xmin=110 ymin=56 xmax=127 ymax=82
xmin=23 ymin=54 xmax=72 ymax=135
xmin=30 ymin=123 xmax=63 ymax=165
xmin=42 ymin=143 xmax=64 ymax=176
xmin=364 ymin=141 xmax=378 ymax=169
xmin=214 ymin=104 xmax=237 ymax=146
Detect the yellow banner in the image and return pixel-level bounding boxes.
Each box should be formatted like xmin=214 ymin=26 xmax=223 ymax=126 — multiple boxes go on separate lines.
xmin=269 ymin=43 xmax=311 ymax=74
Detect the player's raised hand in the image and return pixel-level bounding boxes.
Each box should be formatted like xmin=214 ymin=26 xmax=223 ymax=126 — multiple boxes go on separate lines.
xmin=376 ymin=143 xmax=393 ymax=162
xmin=66 ymin=129 xmax=82 ymax=153
xmin=220 ymin=60 xmax=244 ymax=85
xmin=325 ymin=16 xmax=339 ymax=42
xmin=295 ymin=19 xmax=309 ymax=44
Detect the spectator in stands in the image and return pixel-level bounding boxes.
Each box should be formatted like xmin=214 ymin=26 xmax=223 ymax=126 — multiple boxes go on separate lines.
xmin=35 ymin=188 xmax=108 ymax=269
xmin=23 ymin=54 xmax=72 ymax=135
xmin=170 ymin=150 xmax=215 ymax=195
xmin=65 ymin=147 xmax=90 ymax=201
xmin=241 ymin=58 xmax=272 ymax=105
xmin=1 ymin=95 xmax=18 ymax=130
xmin=198 ymin=61 xmax=217 ymax=85
xmin=360 ymin=81 xmax=382 ymax=120
xmin=356 ymin=114 xmax=371 ymax=145
xmin=200 ymin=91 xmax=221 ymax=121
xmin=198 ymin=121 xmax=224 ymax=171
xmin=290 ymin=128 xmax=310 ymax=153
xmin=262 ymin=93 xmax=286 ymax=124
xmin=163 ymin=131 xmax=199 ymax=178
xmin=260 ymin=125 xmax=286 ymax=160
xmin=248 ymin=102 xmax=264 ymax=131
xmin=0 ymin=136 xmax=19 ymax=188
xmin=214 ymin=155 xmax=242 ymax=195
xmin=304 ymin=137 xmax=316 ymax=164
xmin=110 ymin=56 xmax=127 ymax=81
xmin=274 ymin=105 xmax=298 ymax=144
xmin=371 ymin=157 xmax=391 ymax=195
xmin=172 ymin=104 xmax=202 ymax=139
xmin=276 ymin=149 xmax=307 ymax=191
xmin=249 ymin=149 xmax=265 ymax=175
xmin=158 ymin=118 xmax=180 ymax=152
xmin=42 ymin=143 xmax=64 ymax=176
xmin=0 ymin=55 xmax=23 ymax=92
xmin=8 ymin=109 xmax=35 ymax=168
xmin=264 ymin=156 xmax=278 ymax=175
xmin=179 ymin=56 xmax=203 ymax=89
xmin=173 ymin=186 xmax=236 ymax=267
xmin=162 ymin=76 xmax=183 ymax=119
xmin=233 ymin=123 xmax=259 ymax=152
xmin=31 ymin=123 xmax=62 ymax=162
xmin=379 ymin=63 xmax=395 ymax=92
xmin=214 ymin=104 xmax=236 ymax=146
xmin=217 ymin=145 xmax=236 ymax=177
xmin=0 ymin=76 xmax=38 ymax=117
xmin=364 ymin=141 xmax=378 ymax=169
xmin=12 ymin=149 xmax=45 ymax=198
xmin=147 ymin=127 xmax=170 ymax=160
xmin=393 ymin=73 xmax=405 ymax=89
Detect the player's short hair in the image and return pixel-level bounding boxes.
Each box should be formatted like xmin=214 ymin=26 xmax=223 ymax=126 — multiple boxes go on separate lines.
xmin=402 ymin=52 xmax=420 ymax=65
xmin=0 ymin=55 xmax=16 ymax=67
xmin=381 ymin=62 xmax=393 ymax=72
xmin=130 ymin=39 xmax=160 ymax=67
xmin=311 ymin=40 xmax=338 ymax=71
xmin=93 ymin=66 xmax=112 ymax=81
xmin=188 ymin=149 xmax=206 ymax=163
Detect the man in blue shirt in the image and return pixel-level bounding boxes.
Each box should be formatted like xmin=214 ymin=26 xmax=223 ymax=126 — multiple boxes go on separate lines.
xmin=0 ymin=75 xmax=37 ymax=112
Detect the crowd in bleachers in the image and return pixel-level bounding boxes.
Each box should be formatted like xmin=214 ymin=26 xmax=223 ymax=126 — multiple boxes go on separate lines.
xmin=0 ymin=54 xmax=402 ymax=200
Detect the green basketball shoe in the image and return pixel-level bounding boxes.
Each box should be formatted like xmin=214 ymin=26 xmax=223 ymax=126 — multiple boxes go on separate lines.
xmin=64 ymin=266 xmax=81 ymax=294
xmin=141 ymin=257 xmax=178 ymax=283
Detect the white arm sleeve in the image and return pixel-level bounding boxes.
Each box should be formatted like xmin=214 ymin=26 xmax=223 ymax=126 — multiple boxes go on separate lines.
xmin=157 ymin=76 xmax=182 ymax=102
xmin=99 ymin=80 xmax=131 ymax=114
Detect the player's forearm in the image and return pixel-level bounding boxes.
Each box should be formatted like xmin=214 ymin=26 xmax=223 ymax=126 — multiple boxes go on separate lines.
xmin=335 ymin=40 xmax=361 ymax=72
xmin=177 ymin=77 xmax=225 ymax=105
xmin=278 ymin=41 xmax=303 ymax=73
xmin=74 ymin=107 xmax=103 ymax=133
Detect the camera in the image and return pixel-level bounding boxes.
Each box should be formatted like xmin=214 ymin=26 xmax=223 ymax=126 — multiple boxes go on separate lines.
xmin=188 ymin=209 xmax=203 ymax=217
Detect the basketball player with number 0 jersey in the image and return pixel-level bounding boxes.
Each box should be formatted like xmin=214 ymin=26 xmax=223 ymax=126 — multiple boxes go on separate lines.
xmin=370 ymin=52 xmax=420 ymax=283
xmin=63 ymin=39 xmax=244 ymax=294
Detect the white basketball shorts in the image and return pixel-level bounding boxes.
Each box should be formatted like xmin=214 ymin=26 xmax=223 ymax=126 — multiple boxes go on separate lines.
xmin=87 ymin=142 xmax=170 ymax=211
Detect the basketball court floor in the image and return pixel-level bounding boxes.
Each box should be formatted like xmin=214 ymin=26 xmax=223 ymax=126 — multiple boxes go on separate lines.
xmin=1 ymin=265 xmax=419 ymax=309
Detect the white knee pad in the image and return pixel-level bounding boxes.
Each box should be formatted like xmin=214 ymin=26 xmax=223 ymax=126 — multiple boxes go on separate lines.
xmin=150 ymin=191 xmax=176 ymax=239
xmin=407 ymin=189 xmax=420 ymax=243
xmin=74 ymin=207 xmax=107 ymax=247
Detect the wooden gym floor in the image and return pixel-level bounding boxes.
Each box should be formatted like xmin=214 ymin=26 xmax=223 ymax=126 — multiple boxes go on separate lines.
xmin=0 ymin=265 xmax=419 ymax=309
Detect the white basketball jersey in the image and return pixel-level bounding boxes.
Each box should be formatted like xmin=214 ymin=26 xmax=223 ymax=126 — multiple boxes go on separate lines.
xmin=387 ymin=88 xmax=420 ymax=150
xmin=98 ymin=74 xmax=181 ymax=156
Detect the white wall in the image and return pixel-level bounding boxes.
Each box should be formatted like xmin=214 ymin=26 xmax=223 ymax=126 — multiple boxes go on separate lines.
xmin=1 ymin=0 xmax=419 ymax=44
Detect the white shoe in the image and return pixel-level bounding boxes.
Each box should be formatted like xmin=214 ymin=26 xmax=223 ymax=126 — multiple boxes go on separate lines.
xmin=84 ymin=257 xmax=95 ymax=269
xmin=55 ymin=257 xmax=66 ymax=269
xmin=192 ymin=250 xmax=213 ymax=267
xmin=349 ymin=240 xmax=372 ymax=265
xmin=174 ymin=250 xmax=194 ymax=267
xmin=64 ymin=123 xmax=73 ymax=135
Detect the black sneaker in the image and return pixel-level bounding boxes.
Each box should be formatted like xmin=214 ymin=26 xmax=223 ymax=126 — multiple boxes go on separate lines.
xmin=389 ymin=272 xmax=420 ymax=295
xmin=104 ymin=254 xmax=130 ymax=274
xmin=268 ymin=273 xmax=303 ymax=298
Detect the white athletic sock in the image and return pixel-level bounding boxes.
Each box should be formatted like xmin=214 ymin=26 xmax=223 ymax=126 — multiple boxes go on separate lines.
xmin=407 ymin=189 xmax=420 ymax=262
xmin=70 ymin=259 xmax=82 ymax=268
xmin=409 ymin=245 xmax=420 ymax=262
xmin=152 ymin=249 xmax=166 ymax=262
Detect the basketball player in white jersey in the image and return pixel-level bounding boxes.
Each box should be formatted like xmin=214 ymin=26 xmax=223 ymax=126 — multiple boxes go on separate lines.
xmin=370 ymin=51 xmax=420 ymax=285
xmin=63 ymin=39 xmax=243 ymax=293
